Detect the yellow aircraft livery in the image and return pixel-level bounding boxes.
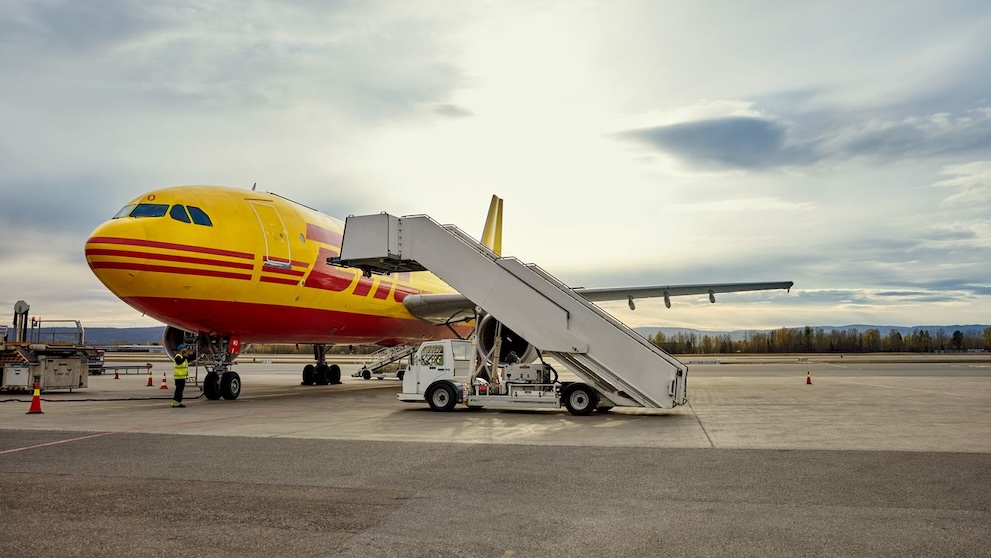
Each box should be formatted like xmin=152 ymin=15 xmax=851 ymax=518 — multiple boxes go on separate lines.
xmin=85 ymin=185 xmax=470 ymax=347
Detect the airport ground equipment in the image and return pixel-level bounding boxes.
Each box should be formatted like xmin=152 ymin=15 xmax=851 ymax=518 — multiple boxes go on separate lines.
xmin=352 ymin=345 xmax=415 ymax=380
xmin=399 ymin=339 xmax=613 ymax=414
xmin=1 ymin=301 xmax=89 ymax=392
xmin=334 ymin=213 xmax=688 ymax=412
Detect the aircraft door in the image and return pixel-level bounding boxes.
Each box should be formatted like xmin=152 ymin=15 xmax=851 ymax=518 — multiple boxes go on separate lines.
xmin=248 ymin=200 xmax=292 ymax=268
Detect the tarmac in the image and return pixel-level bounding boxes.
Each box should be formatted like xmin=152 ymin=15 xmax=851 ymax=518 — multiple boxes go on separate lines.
xmin=1 ymin=354 xmax=989 ymax=557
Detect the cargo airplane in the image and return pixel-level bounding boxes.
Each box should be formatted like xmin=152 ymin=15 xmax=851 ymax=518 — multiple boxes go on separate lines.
xmin=85 ymin=185 xmax=792 ymax=400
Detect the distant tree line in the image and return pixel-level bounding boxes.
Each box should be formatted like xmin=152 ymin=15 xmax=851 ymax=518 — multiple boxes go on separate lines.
xmin=648 ymin=326 xmax=991 ymax=354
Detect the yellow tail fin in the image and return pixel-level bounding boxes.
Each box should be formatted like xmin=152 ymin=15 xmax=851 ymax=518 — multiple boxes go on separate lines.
xmin=480 ymin=195 xmax=503 ymax=256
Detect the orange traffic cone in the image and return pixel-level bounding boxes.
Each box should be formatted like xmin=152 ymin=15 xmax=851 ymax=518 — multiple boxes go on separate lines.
xmin=146 ymin=371 xmax=154 ymax=387
xmin=806 ymin=372 xmax=813 ymax=385
xmin=26 ymin=381 xmax=43 ymax=414
xmin=160 ymin=373 xmax=169 ymax=390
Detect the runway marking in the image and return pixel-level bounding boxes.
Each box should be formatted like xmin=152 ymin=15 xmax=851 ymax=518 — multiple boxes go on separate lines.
xmin=0 ymin=431 xmax=119 ymax=456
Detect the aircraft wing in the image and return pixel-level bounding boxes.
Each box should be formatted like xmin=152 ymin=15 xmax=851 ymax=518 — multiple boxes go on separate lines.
xmin=577 ymin=281 xmax=794 ymax=309
xmin=404 ymin=281 xmax=793 ymax=322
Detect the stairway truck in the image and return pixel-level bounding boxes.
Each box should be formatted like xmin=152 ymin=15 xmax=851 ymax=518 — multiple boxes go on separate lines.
xmin=397 ymin=339 xmax=608 ymax=416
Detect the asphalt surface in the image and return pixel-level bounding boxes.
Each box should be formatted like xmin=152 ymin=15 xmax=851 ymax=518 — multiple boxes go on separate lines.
xmin=1 ymin=354 xmax=989 ymax=557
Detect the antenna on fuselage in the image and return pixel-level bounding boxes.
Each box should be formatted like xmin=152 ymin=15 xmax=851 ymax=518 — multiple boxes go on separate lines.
xmin=252 ymin=182 xmax=257 ymax=191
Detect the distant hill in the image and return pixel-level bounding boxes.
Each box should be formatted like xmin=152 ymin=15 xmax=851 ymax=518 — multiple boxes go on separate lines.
xmin=634 ymin=324 xmax=990 ymax=342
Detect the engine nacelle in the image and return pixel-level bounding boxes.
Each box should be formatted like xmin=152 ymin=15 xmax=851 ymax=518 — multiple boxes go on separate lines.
xmin=476 ymin=314 xmax=538 ymax=364
xmin=162 ymin=326 xmax=210 ymax=361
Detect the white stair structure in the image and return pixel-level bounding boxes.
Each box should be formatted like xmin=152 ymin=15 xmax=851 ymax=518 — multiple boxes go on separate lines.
xmin=334 ymin=213 xmax=687 ymax=409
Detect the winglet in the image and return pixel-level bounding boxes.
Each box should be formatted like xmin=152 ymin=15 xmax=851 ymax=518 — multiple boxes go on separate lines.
xmin=480 ymin=195 xmax=503 ymax=256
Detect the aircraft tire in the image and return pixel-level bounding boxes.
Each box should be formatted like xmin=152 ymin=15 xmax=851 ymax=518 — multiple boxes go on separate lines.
xmin=563 ymin=384 xmax=598 ymax=416
xmin=220 ymin=371 xmax=241 ymax=400
xmin=426 ymin=382 xmax=457 ymax=412
xmin=203 ymin=372 xmax=222 ymax=400
xmin=301 ymin=364 xmax=315 ymax=386
xmin=314 ymin=364 xmax=330 ymax=385
xmin=329 ymin=364 xmax=342 ymax=385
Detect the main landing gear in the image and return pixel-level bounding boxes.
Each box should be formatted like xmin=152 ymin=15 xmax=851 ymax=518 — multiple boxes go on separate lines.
xmin=199 ymin=336 xmax=241 ymax=401
xmin=300 ymin=343 xmax=342 ymax=386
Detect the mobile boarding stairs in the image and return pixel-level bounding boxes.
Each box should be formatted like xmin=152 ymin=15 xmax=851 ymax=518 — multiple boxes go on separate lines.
xmin=332 ymin=213 xmax=687 ymax=412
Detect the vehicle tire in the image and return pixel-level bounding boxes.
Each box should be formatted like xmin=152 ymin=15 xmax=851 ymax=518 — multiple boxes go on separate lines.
xmin=220 ymin=371 xmax=241 ymax=400
xmin=329 ymin=364 xmax=342 ymax=385
xmin=203 ymin=371 xmax=222 ymax=400
xmin=314 ymin=363 xmax=330 ymax=385
xmin=426 ymin=382 xmax=457 ymax=412
xmin=596 ymin=406 xmax=614 ymax=413
xmin=361 ymin=368 xmax=371 ymax=380
xmin=301 ymin=364 xmax=315 ymax=385
xmin=397 ymin=370 xmax=405 ymax=381
xmin=563 ymin=384 xmax=598 ymax=416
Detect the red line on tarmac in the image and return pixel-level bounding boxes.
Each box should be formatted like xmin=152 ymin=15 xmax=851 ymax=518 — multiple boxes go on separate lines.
xmin=0 ymin=431 xmax=119 ymax=456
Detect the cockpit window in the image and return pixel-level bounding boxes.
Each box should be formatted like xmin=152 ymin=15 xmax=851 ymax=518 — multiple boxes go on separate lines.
xmin=169 ymin=204 xmax=191 ymax=223
xmin=113 ymin=204 xmax=137 ymax=219
xmin=128 ymin=203 xmax=169 ymax=218
xmin=187 ymin=205 xmax=213 ymax=227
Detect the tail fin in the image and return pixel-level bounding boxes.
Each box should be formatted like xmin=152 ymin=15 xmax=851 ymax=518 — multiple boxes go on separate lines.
xmin=480 ymin=195 xmax=503 ymax=256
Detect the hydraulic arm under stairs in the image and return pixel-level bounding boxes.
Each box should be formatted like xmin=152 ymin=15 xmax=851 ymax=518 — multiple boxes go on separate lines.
xmin=333 ymin=213 xmax=687 ymax=409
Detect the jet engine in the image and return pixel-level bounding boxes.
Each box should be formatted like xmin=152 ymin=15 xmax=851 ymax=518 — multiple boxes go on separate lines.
xmin=476 ymin=314 xmax=538 ymax=364
xmin=162 ymin=325 xmax=211 ymax=361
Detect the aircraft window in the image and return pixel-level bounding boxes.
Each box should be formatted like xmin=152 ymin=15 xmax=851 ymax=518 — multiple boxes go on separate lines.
xmin=113 ymin=204 xmax=136 ymax=219
xmin=129 ymin=203 xmax=169 ymax=218
xmin=187 ymin=206 xmax=213 ymax=227
xmin=170 ymin=204 xmax=191 ymax=223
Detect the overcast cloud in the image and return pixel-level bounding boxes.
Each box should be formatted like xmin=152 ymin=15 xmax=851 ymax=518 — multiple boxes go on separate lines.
xmin=2 ymin=0 xmax=991 ymax=331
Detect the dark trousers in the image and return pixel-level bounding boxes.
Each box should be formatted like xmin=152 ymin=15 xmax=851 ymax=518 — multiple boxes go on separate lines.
xmin=173 ymin=378 xmax=186 ymax=402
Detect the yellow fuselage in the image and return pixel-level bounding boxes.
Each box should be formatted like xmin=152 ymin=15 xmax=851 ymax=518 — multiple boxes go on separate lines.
xmin=85 ymin=185 xmax=462 ymax=345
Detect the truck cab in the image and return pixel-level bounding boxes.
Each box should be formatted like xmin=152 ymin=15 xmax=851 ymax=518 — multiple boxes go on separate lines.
xmin=399 ymin=339 xmax=474 ymax=407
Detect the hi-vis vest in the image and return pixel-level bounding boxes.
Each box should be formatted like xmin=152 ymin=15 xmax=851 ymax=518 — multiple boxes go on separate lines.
xmin=174 ymin=356 xmax=189 ymax=380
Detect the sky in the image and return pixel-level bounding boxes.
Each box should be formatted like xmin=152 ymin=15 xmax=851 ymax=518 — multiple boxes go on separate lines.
xmin=2 ymin=0 xmax=991 ymax=332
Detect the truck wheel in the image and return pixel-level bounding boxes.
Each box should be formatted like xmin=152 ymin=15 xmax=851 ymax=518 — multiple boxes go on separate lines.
xmin=427 ymin=383 xmax=457 ymax=412
xmin=361 ymin=368 xmax=371 ymax=380
xmin=564 ymin=384 xmax=598 ymax=416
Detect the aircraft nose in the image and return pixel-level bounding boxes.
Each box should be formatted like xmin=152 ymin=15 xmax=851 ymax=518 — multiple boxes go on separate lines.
xmin=85 ymin=218 xmax=148 ymax=295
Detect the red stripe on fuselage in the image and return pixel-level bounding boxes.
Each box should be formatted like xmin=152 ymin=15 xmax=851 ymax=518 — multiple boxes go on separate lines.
xmin=123 ymin=296 xmax=470 ymax=344
xmin=89 ymin=261 xmax=252 ymax=281
xmin=262 ymin=266 xmax=306 ymax=277
xmin=305 ymin=223 xmax=343 ymax=247
xmin=303 ymin=248 xmax=356 ymax=292
xmin=87 ymin=236 xmax=253 ymax=260
xmin=373 ymin=280 xmax=392 ymax=300
xmin=85 ymin=248 xmax=255 ymax=271
xmin=260 ymin=276 xmax=301 ymax=286
xmin=352 ymin=276 xmax=374 ymax=297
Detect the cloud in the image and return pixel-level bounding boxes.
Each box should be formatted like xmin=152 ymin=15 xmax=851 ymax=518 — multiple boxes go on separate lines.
xmin=617 ymin=106 xmax=991 ymax=171
xmin=933 ymin=160 xmax=991 ymax=206
xmin=618 ymin=116 xmax=802 ymax=169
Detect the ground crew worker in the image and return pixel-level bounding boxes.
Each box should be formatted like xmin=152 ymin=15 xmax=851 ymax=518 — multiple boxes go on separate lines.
xmin=172 ymin=344 xmax=192 ymax=408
